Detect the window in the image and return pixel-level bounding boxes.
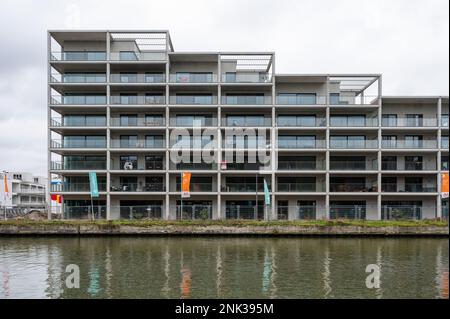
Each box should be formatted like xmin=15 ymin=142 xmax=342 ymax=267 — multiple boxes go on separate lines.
xmin=382 ymin=114 xmax=397 ymax=127
xmin=225 ymin=72 xmax=236 ymax=82
xmin=277 ymin=201 xmax=289 ymax=220
xmin=330 ymin=156 xmax=365 ymax=170
xmin=382 ymin=177 xmax=397 ymax=192
xmin=119 ymin=176 xmax=138 ymax=191
xmin=119 ymin=93 xmax=138 ymax=105
xmin=382 ymin=135 xmax=397 ymax=148
xmin=330 ymin=115 xmax=366 ymax=127
xmin=405 ymin=177 xmax=423 ymax=192
xmin=442 ymin=114 xmax=449 ymax=127
xmin=146 ymin=135 xmax=164 ymax=148
xmin=276 ymin=93 xmax=317 ymax=105
xmin=120 ymin=155 xmax=138 ymax=170
xmin=382 ymin=156 xmax=397 ymax=170
xmin=145 ymin=155 xmax=164 ymax=170
xmin=120 ymin=114 xmax=138 ymax=126
xmin=278 ymin=136 xmax=316 ymax=149
xmin=119 ymin=51 xmax=137 ymax=61
xmin=442 ymin=136 xmax=449 ymax=149
xmin=278 ymin=176 xmax=316 ymax=192
xmin=330 ymin=201 xmax=366 ymax=219
xmin=176 ymin=72 xmax=212 ymax=83
xmin=406 ymin=114 xmax=423 ymax=126
xmin=120 ymin=135 xmax=137 ymax=148
xmin=442 ymin=156 xmax=449 ymax=171
xmin=226 ymin=115 xmax=265 ymax=127
xmin=145 ymin=72 xmax=164 ymax=83
xmin=298 ymin=201 xmax=316 ymax=219
xmin=278 ymin=156 xmax=316 ymax=170
xmin=330 ymin=136 xmax=365 ymax=148
xmin=278 ymin=115 xmax=316 ymax=127
xmin=405 ymin=135 xmax=423 ymax=148
xmin=119 ymin=72 xmax=137 ymax=83
xmin=405 ymin=156 xmax=423 ymax=170
xmin=145 ymin=114 xmax=164 ymax=126
xmin=177 ymin=115 xmax=212 ymax=126
xmin=329 ymin=93 xmax=341 ymax=105
xmin=176 ymin=93 xmax=213 ymax=105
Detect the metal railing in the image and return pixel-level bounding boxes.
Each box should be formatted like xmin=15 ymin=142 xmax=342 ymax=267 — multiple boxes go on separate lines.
xmin=222 ymin=183 xmax=269 ymax=192
xmin=329 ymin=205 xmax=368 ymax=220
xmin=172 ymin=183 xmax=215 ymax=192
xmin=225 ymin=206 xmax=265 ymax=220
xmin=221 ymin=73 xmax=271 ymax=83
xmin=63 ymin=206 xmax=106 ymax=220
xmin=222 ymin=117 xmax=272 ymax=127
xmin=51 ymin=183 xmax=106 ymax=192
xmin=169 ymin=95 xmax=218 ymax=105
xmin=118 ymin=206 xmax=163 ymax=219
xmin=110 ymin=117 xmax=165 ymax=127
xmin=330 ymin=183 xmax=378 ymax=192
xmin=169 ymin=73 xmax=217 ymax=83
xmin=222 ymin=140 xmax=270 ymax=150
xmin=276 ymin=95 xmax=380 ymax=106
xmin=278 ymin=161 xmax=325 ymax=170
xmin=330 ymin=118 xmax=378 ymax=127
xmin=277 ymin=139 xmax=326 ymax=149
xmin=110 ymin=95 xmax=166 ymax=105
xmin=170 ymin=118 xmax=218 ymax=127
xmin=50 ymin=73 xmax=107 ymax=83
xmin=51 ymin=161 xmax=107 ymax=170
xmin=110 ymin=161 xmax=164 ymax=170
xmin=17 ymin=188 xmax=45 ymax=195
xmin=110 ymin=139 xmax=165 ymax=149
xmin=110 ymin=74 xmax=165 ymax=83
xmin=221 ymin=95 xmax=272 ymax=105
xmin=330 ymin=161 xmax=378 ymax=170
xmin=50 ymin=117 xmax=106 ymax=127
xmin=109 ymin=51 xmax=167 ymax=61
xmin=110 ymin=184 xmax=165 ymax=192
xmin=277 ymin=183 xmax=325 ymax=192
xmin=223 ymin=163 xmax=268 ymax=171
xmin=50 ymin=95 xmax=107 ymax=105
xmin=50 ymin=51 xmax=106 ymax=61
xmin=50 ymin=139 xmax=107 ymax=149
xmin=381 ymin=206 xmax=425 ymax=220
xmin=276 ymin=118 xmax=326 ymax=127
xmin=381 ymin=140 xmax=438 ymax=149
xmin=276 ymin=95 xmax=327 ymax=105
xmin=381 ymin=162 xmax=437 ymax=171
xmin=173 ymin=163 xmax=217 ymax=170
xmin=175 ymin=205 xmax=213 ymax=220
xmin=381 ymin=184 xmax=437 ymax=193
xmin=382 ymin=118 xmax=438 ymax=127
xmin=330 ymin=140 xmax=378 ymax=149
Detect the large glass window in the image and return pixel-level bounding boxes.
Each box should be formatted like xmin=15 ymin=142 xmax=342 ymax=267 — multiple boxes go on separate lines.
xmin=382 ymin=156 xmax=397 ymax=170
xmin=330 ymin=115 xmax=366 ymax=127
xmin=120 ymin=135 xmax=137 ymax=148
xmin=382 ymin=114 xmax=398 ymax=127
xmin=330 ymin=135 xmax=365 ymax=148
xmin=145 ymin=72 xmax=164 ymax=83
xmin=119 ymin=72 xmax=137 ymax=83
xmin=120 ymin=114 xmax=138 ymax=126
xmin=405 ymin=156 xmax=423 ymax=170
xmin=405 ymin=135 xmax=423 ymax=148
xmin=226 ymin=115 xmax=265 ymax=127
xmin=442 ymin=114 xmax=449 ymax=127
xmin=176 ymin=94 xmax=213 ymax=104
xmin=406 ymin=114 xmax=423 ymax=126
xmin=146 ymin=135 xmax=164 ymax=148
xmin=278 ymin=115 xmax=316 ymax=127
xmin=382 ymin=135 xmax=397 ymax=148
xmin=120 ymin=155 xmax=138 ymax=170
xmin=119 ymin=51 xmax=137 ymax=61
xmin=277 ymin=93 xmax=317 ymax=105
xmin=278 ymin=136 xmax=316 ymax=149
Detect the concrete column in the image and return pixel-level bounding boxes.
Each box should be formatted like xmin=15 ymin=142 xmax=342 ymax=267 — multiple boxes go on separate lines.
xmin=437 ymin=97 xmax=442 ymax=218
xmin=106 ymin=31 xmax=111 ymax=220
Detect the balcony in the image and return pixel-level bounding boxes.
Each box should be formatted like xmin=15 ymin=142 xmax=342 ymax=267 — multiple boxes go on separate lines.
xmin=221 ymin=72 xmax=271 ymax=83
xmin=110 ymin=117 xmax=165 ymax=127
xmin=50 ymin=73 xmax=106 ymax=83
xmin=169 ymin=95 xmax=217 ymax=105
xmin=110 ymin=73 xmax=165 ymax=83
xmin=330 ymin=139 xmax=378 ymax=149
xmin=110 ymin=95 xmax=165 ymax=105
xmin=110 ymin=139 xmax=165 ymax=149
xmin=222 ymin=183 xmax=269 ymax=192
xmin=222 ymin=117 xmax=272 ymax=127
xmin=51 ymin=117 xmax=106 ymax=127
xmin=442 ymin=138 xmax=449 ymax=149
xmin=176 ymin=205 xmax=213 ymax=220
xmin=223 ymin=163 xmax=266 ymax=171
xmin=51 ymin=161 xmax=107 ymax=170
xmin=276 ymin=94 xmax=327 ymax=105
xmin=277 ymin=182 xmax=325 ymax=192
xmin=381 ymin=140 xmax=437 ymax=149
xmin=329 ymin=205 xmax=367 ymax=219
xmin=382 ymin=206 xmax=424 ymax=220
xmin=221 ymin=95 xmax=271 ymax=105
xmin=381 ymin=161 xmax=437 ymax=171
xmin=51 ymin=183 xmax=106 ymax=192
xmin=51 ymin=95 xmax=107 ymax=105
xmin=110 ymin=183 xmax=165 ymax=192
xmin=277 ymin=139 xmax=326 ymax=149
xmin=330 ymin=161 xmax=377 ymax=170
xmin=63 ymin=206 xmax=106 ymax=220
xmin=17 ymin=188 xmax=45 ymax=195
xmin=169 ymin=73 xmax=217 ymax=83
xmin=109 ymin=51 xmax=167 ymax=62
xmin=50 ymin=51 xmax=106 ymax=61
xmin=173 ymin=183 xmax=214 ymax=192
xmin=277 ymin=117 xmax=326 ymax=127
xmin=278 ymin=160 xmax=324 ymax=170
xmin=330 ymin=183 xmax=377 ymax=192
xmin=119 ymin=205 xmax=163 ymax=220
xmin=381 ymin=184 xmax=437 ymax=193
xmin=170 ymin=117 xmax=217 ymax=127
xmin=51 ymin=139 xmax=106 ymax=149
xmin=330 ymin=118 xmax=378 ymax=127
xmin=382 ymin=118 xmax=438 ymax=127
xmin=173 ymin=163 xmax=217 ymax=170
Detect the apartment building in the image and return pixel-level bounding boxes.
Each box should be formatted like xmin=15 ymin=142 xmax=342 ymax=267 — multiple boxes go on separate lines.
xmin=47 ymin=30 xmax=449 ymax=220
xmin=0 ymin=171 xmax=47 ymax=210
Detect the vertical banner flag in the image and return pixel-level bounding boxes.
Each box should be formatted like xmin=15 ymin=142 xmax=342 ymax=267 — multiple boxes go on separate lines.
xmin=442 ymin=172 xmax=449 ymax=199
xmin=181 ymin=172 xmax=191 ymax=198
xmin=263 ymin=178 xmax=271 ymax=206
xmin=89 ymin=172 xmax=99 ymax=198
xmin=51 ymin=194 xmax=62 ymax=203
xmin=2 ymin=172 xmax=12 ymax=207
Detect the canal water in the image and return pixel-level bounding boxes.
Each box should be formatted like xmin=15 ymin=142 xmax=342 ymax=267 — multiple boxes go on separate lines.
xmin=0 ymin=237 xmax=448 ymax=299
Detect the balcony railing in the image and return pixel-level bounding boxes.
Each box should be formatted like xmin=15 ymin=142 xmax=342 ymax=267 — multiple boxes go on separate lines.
xmin=110 ymin=139 xmax=165 ymax=149
xmin=51 ymin=161 xmax=107 ymax=170
xmin=109 ymin=51 xmax=167 ymax=62
xmin=223 ymin=163 xmax=267 ymax=171
xmin=382 ymin=162 xmax=437 ymax=171
xmin=381 ymin=184 xmax=437 ymax=193
xmin=381 ymin=140 xmax=437 ymax=149
xmin=276 ymin=118 xmax=326 ymax=127
xmin=51 ymin=183 xmax=106 ymax=192
xmin=50 ymin=117 xmax=106 ymax=127
xmin=173 ymin=163 xmax=217 ymax=170
xmin=50 ymin=51 xmax=106 ymax=61
xmin=17 ymin=188 xmax=45 ymax=195
xmin=110 ymin=95 xmax=165 ymax=105
xmin=222 ymin=140 xmax=270 ymax=150
xmin=277 ymin=183 xmax=325 ymax=192
xmin=276 ymin=95 xmax=327 ymax=105
xmin=222 ymin=118 xmax=272 ymax=127
xmin=330 ymin=118 xmax=378 ymax=127
xmin=381 ymin=206 xmax=425 ymax=220
xmin=222 ymin=183 xmax=269 ymax=192
xmin=110 ymin=117 xmax=165 ymax=127
xmin=50 ymin=73 xmax=107 ymax=83
xmin=221 ymin=73 xmax=271 ymax=83
xmin=330 ymin=140 xmax=378 ymax=149
xmin=118 ymin=206 xmax=163 ymax=220
xmin=278 ymin=161 xmax=325 ymax=170
xmin=110 ymin=74 xmax=165 ymax=83
xmin=382 ymin=118 xmax=438 ymax=127
xmin=225 ymin=206 xmax=265 ymax=220
xmin=442 ymin=139 xmax=449 ymax=149
xmin=276 ymin=95 xmax=380 ymax=106
xmin=173 ymin=183 xmax=214 ymax=192
xmin=277 ymin=139 xmax=326 ymax=149
xmin=62 ymin=206 xmax=106 ymax=220
xmin=50 ymin=139 xmax=106 ymax=149
xmin=51 ymin=95 xmax=107 ymax=105
xmin=330 ymin=161 xmax=378 ymax=170
xmin=169 ymin=95 xmax=218 ymax=105
xmin=175 ymin=205 xmax=213 ymax=220
xmin=110 ymin=184 xmax=165 ymax=192
xmin=169 ymin=74 xmax=217 ymax=83
xmin=170 ymin=118 xmax=218 ymax=127
xmin=330 ymin=183 xmax=378 ymax=192
xmin=221 ymin=95 xmax=272 ymax=105
xmin=329 ymin=206 xmax=367 ymax=220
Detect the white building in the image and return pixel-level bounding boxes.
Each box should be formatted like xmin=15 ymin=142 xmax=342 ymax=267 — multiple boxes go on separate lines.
xmin=0 ymin=171 xmax=47 ymax=210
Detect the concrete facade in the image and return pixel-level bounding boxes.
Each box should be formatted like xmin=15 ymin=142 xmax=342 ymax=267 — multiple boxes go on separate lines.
xmin=1 ymin=171 xmax=47 ymax=210
xmin=47 ymin=30 xmax=449 ymax=220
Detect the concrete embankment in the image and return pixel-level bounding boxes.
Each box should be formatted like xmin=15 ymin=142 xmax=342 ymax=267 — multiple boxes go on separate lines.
xmin=0 ymin=223 xmax=448 ymax=236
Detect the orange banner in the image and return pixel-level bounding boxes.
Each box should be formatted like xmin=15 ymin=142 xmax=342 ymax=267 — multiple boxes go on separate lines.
xmin=3 ymin=173 xmax=8 ymax=193
xmin=442 ymin=173 xmax=449 ymax=199
xmin=181 ymin=172 xmax=191 ymax=198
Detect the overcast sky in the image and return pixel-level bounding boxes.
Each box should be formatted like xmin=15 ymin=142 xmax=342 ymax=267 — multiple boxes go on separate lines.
xmin=0 ymin=0 xmax=448 ymax=176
